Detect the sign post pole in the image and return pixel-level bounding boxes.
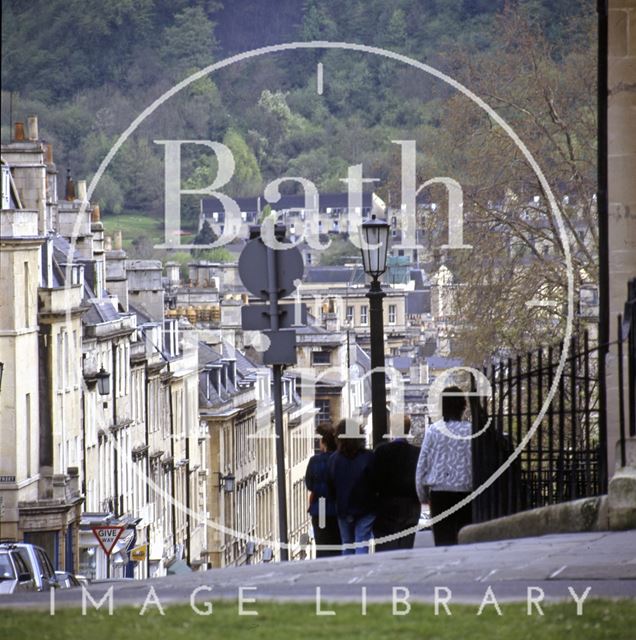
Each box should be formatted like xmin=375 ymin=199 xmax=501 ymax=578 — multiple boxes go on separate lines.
xmin=266 ymin=243 xmax=290 ymax=562
xmin=239 ymin=225 xmax=306 ymax=563
xmin=91 ymin=525 xmax=125 ymax=580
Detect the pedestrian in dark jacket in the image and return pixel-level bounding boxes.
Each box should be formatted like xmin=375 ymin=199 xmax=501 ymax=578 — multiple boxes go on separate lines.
xmin=305 ymin=422 xmax=341 ymax=557
xmin=373 ymin=415 xmax=422 ymax=551
xmin=327 ymin=419 xmax=376 ymax=555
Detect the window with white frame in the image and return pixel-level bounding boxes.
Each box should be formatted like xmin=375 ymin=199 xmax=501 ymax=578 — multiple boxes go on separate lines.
xmin=346 ymin=305 xmax=354 ymax=324
xmin=360 ymin=305 xmax=368 ymax=325
xmin=315 ymin=398 xmax=330 ymax=423
xmin=388 ymin=304 xmax=397 ymax=324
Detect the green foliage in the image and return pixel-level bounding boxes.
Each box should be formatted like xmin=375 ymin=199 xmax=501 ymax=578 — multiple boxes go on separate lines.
xmin=1 ymin=0 xmax=595 ymax=244
xmin=1 ymin=600 xmax=635 ymax=640
xmin=222 ymin=128 xmax=262 ymax=197
xmin=192 ymin=247 xmax=234 ymax=262
xmin=159 ymin=5 xmax=217 ymax=76
xmin=92 ymin=173 xmax=124 ymax=215
xmin=319 ymin=235 xmax=357 ymax=266
xmin=258 ymin=204 xmax=272 ymax=224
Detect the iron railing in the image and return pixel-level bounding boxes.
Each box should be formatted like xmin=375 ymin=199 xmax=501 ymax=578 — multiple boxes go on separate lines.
xmin=470 ymin=278 xmax=636 ymax=524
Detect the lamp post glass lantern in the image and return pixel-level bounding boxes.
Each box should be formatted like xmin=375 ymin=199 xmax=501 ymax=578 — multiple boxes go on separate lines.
xmin=359 ymin=214 xmax=391 ymax=448
xmin=96 ymin=366 xmax=110 ymax=396
xmin=219 ymin=473 xmax=235 ymax=493
xmin=360 ymin=214 xmax=391 ymax=280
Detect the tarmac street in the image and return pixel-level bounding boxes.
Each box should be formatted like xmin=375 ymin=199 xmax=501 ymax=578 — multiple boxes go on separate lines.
xmin=1 ymin=530 xmax=635 ymax=610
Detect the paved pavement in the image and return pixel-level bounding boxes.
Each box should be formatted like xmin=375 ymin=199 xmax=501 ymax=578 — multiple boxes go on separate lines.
xmin=2 ymin=530 xmax=635 ymax=609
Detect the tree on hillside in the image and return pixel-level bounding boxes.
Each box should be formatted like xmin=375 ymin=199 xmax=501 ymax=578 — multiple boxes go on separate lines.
xmin=222 ymin=128 xmax=262 ymax=197
xmin=412 ymin=8 xmax=597 ymax=365
xmin=159 ymin=5 xmax=218 ymax=76
xmin=193 ymin=220 xmax=218 ymax=246
xmin=319 ymin=235 xmax=358 ymax=266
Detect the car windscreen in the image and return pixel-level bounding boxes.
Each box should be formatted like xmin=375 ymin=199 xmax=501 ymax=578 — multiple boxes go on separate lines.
xmin=0 ymin=553 xmax=16 ymax=580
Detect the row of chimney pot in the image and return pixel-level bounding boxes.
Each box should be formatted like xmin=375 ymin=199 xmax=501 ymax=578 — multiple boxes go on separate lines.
xmin=13 ymin=117 xmax=93 ymax=207
xmin=13 ymin=116 xmax=39 ymax=142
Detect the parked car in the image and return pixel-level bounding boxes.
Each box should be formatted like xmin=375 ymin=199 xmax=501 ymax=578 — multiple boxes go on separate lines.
xmin=0 ymin=549 xmax=36 ymax=595
xmin=0 ymin=543 xmax=59 ymax=591
xmin=55 ymin=570 xmax=81 ymax=589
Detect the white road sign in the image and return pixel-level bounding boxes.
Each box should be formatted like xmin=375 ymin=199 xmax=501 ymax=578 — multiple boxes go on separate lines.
xmin=92 ymin=525 xmax=126 ymax=556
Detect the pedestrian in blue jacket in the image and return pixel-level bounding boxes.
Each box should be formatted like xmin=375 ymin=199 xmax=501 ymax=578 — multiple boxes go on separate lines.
xmin=328 ymin=419 xmax=376 ymax=555
xmin=305 ymin=422 xmax=341 ymax=557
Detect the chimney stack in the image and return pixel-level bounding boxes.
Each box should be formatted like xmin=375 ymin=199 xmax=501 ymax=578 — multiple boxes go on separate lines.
xmin=105 ymin=236 xmax=113 ymax=251
xmin=65 ymin=169 xmax=76 ymax=201
xmin=113 ymin=230 xmax=123 ymax=250
xmin=77 ymin=179 xmax=87 ymax=202
xmin=27 ymin=115 xmax=39 ymax=141
xmin=45 ymin=143 xmax=54 ymax=164
xmin=14 ymin=122 xmax=25 ymax=141
xmin=91 ymin=204 xmax=101 ymax=222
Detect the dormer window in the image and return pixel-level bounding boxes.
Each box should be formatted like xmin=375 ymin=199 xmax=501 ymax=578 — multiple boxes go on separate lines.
xmin=312 ymin=350 xmax=331 ymax=365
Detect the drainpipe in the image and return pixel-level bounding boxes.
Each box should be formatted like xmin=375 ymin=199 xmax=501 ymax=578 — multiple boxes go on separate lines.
xmin=38 ymin=326 xmax=53 ymax=468
xmin=81 ymin=381 xmax=87 ymax=499
xmin=169 ymin=382 xmax=176 ymax=561
xmin=144 ymin=362 xmax=150 ymax=579
xmin=186 ymin=430 xmax=191 ymax=566
xmin=112 ymin=344 xmax=118 ymax=515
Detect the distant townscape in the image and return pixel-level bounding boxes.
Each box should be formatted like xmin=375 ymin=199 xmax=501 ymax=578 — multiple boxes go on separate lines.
xmin=0 ymin=118 xmax=476 ymax=579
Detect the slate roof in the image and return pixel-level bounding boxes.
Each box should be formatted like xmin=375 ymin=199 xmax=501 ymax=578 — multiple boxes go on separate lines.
xmin=409 ymin=269 xmax=430 ymax=289
xmin=304 ymin=266 xmax=366 ymax=285
xmin=129 ymin=302 xmax=153 ymax=325
xmin=390 ymin=355 xmax=413 ymax=373
xmin=426 ymin=355 xmax=463 ymax=370
xmin=202 ymin=192 xmax=375 ymax=215
xmin=221 ymin=340 xmax=259 ymax=379
xmin=83 ymin=299 xmax=122 ymax=325
xmin=198 ymin=342 xmax=222 ymax=366
xmin=406 ymin=290 xmax=431 ymax=315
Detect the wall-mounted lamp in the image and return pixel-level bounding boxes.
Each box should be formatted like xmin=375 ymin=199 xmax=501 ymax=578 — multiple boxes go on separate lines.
xmin=96 ymin=366 xmax=111 ymax=396
xmin=218 ymin=472 xmax=235 ymax=493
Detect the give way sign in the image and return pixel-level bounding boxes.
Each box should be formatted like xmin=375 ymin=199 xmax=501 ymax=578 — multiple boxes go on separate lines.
xmin=92 ymin=525 xmax=126 ymax=556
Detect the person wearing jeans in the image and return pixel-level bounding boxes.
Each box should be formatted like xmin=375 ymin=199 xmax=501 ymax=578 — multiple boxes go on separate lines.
xmin=337 ymin=513 xmax=376 ymax=554
xmin=328 ymin=419 xmax=377 ymax=555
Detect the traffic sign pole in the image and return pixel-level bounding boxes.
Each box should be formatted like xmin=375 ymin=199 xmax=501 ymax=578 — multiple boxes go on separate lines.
xmin=239 ymin=226 xmax=305 ymax=562
xmin=267 ymin=244 xmax=290 ymax=562
xmin=92 ymin=525 xmax=125 ymax=580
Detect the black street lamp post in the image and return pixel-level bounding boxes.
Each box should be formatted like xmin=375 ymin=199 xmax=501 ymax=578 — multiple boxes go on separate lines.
xmin=359 ymin=214 xmax=391 ymax=448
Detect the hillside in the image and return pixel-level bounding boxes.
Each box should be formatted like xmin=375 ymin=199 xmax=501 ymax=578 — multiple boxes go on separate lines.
xmin=1 ymin=1 xmax=592 ymax=210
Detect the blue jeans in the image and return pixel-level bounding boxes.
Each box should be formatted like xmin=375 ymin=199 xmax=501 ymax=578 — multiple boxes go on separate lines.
xmin=337 ymin=513 xmax=375 ymax=555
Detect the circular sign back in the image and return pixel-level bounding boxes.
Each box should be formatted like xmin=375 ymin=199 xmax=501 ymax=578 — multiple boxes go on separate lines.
xmin=238 ymin=238 xmax=305 ymax=300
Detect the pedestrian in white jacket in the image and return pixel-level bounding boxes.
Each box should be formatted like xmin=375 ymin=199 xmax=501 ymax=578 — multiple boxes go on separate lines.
xmin=416 ymin=386 xmax=473 ymax=545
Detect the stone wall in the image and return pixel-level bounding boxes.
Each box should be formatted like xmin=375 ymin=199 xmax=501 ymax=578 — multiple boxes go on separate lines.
xmin=607 ymin=0 xmax=636 ymax=476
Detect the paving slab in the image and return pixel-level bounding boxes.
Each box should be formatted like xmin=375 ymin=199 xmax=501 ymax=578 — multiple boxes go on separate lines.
xmin=1 ymin=531 xmax=634 ymax=609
